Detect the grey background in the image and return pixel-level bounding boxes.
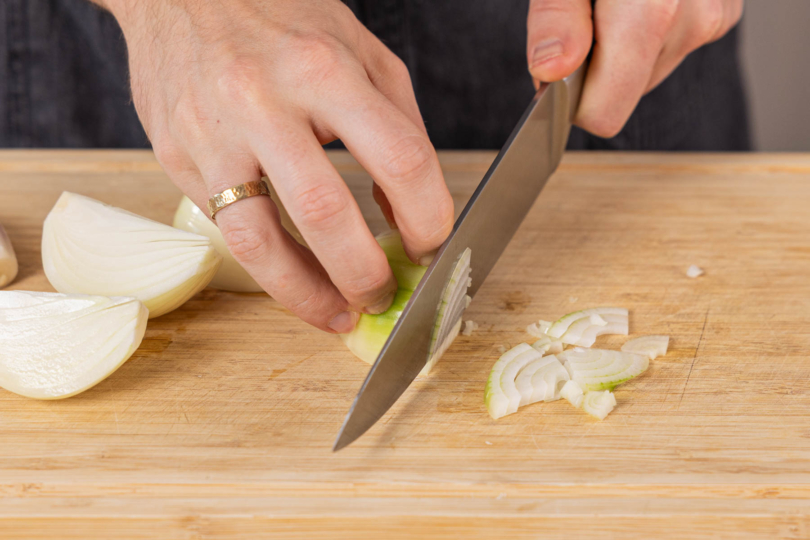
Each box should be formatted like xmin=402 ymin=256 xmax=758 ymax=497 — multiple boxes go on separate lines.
xmin=740 ymin=1 xmax=810 ymax=151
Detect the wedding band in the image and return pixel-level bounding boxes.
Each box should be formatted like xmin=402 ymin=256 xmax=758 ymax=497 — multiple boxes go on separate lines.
xmin=207 ymin=180 xmax=271 ymax=221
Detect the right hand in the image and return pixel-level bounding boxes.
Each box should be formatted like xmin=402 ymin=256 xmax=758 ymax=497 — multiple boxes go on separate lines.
xmin=103 ymin=0 xmax=455 ymax=333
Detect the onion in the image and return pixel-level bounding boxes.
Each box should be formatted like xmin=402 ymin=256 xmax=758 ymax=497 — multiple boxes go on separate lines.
xmin=484 ymin=343 xmax=537 ymax=419
xmin=341 ymin=231 xmax=471 ymax=376
xmin=558 ymin=347 xmax=648 ymax=391
xmin=42 ymin=192 xmax=222 ymax=318
xmin=559 ymin=380 xmax=584 ymax=408
xmin=686 ymin=265 xmax=704 ymax=278
xmin=526 ymin=319 xmax=552 ymax=337
xmin=546 ymin=307 xmax=629 ymax=347
xmin=0 ymin=224 xmax=18 ymax=289
xmin=621 ymin=335 xmax=669 ymax=360
xmin=582 ymin=390 xmax=617 ymax=420
xmin=462 ymin=320 xmax=479 ymax=336
xmin=0 ymin=291 xmax=147 ymax=399
xmin=531 ymin=336 xmax=564 ymax=355
xmin=173 ymin=182 xmax=306 ymax=292
xmin=514 ymin=354 xmax=570 ymax=406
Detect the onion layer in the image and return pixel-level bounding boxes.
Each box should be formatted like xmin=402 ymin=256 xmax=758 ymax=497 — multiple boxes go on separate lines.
xmin=0 ymin=224 xmax=18 ymax=289
xmin=558 ymin=347 xmax=649 ymax=391
xmin=0 ymin=291 xmax=147 ymax=399
xmin=621 ymin=335 xmax=670 ymax=360
xmin=582 ymin=390 xmax=617 ymax=420
xmin=42 ymin=192 xmax=222 ymax=318
xmin=559 ymin=380 xmax=584 ymax=408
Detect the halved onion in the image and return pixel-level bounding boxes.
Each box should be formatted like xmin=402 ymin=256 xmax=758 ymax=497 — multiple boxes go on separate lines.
xmin=559 ymin=380 xmax=584 ymax=408
xmin=514 ymin=354 xmax=570 ymax=406
xmin=0 ymin=291 xmax=147 ymax=399
xmin=558 ymin=347 xmax=648 ymax=391
xmin=484 ymin=343 xmax=538 ymax=419
xmin=342 ymin=231 xmax=471 ymax=376
xmin=172 ymin=181 xmax=306 ymax=292
xmin=621 ymin=335 xmax=669 ymax=360
xmin=546 ymin=307 xmax=629 ymax=347
xmin=0 ymin=224 xmax=18 ymax=289
xmin=42 ymin=192 xmax=222 ymax=318
xmin=582 ymin=390 xmax=617 ymax=420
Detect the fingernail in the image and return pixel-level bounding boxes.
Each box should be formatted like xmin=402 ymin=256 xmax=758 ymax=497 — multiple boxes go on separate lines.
xmin=418 ymin=251 xmax=436 ymax=267
xmin=531 ymin=39 xmax=564 ymax=69
xmin=328 ymin=311 xmax=358 ymax=334
xmin=365 ymin=290 xmax=396 ymax=315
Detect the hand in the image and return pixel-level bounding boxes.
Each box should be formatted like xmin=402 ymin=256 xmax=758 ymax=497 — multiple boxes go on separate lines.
xmin=100 ymin=0 xmax=454 ymax=333
xmin=526 ymin=0 xmax=744 ymax=137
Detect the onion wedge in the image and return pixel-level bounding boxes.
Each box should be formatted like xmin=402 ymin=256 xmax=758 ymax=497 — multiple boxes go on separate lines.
xmin=526 ymin=319 xmax=552 ymax=338
xmin=558 ymin=347 xmax=649 ymax=391
xmin=621 ymin=335 xmax=669 ymax=360
xmin=582 ymin=390 xmax=617 ymax=420
xmin=42 ymin=192 xmax=222 ymax=318
xmin=0 ymin=291 xmax=147 ymax=399
xmin=514 ymin=354 xmax=570 ymax=406
xmin=0 ymin=224 xmax=18 ymax=289
xmin=341 ymin=231 xmax=471 ymax=376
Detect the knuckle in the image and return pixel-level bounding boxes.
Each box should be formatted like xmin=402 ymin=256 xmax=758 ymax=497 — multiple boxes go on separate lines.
xmin=342 ymin=265 xmax=392 ymax=300
xmin=694 ymin=0 xmax=730 ymax=44
xmin=389 ymin=55 xmax=412 ymax=84
xmin=382 ymin=135 xmax=436 ymax=185
xmin=284 ymin=288 xmax=324 ymax=320
xmin=216 ymin=59 xmax=264 ymax=107
xmin=151 ymin=137 xmax=186 ymax=172
xmin=220 ymin=218 xmax=269 ymax=263
xmin=292 ymin=183 xmax=348 ymax=228
xmin=290 ymin=34 xmax=350 ymax=89
xmin=647 ymin=0 xmax=679 ymax=37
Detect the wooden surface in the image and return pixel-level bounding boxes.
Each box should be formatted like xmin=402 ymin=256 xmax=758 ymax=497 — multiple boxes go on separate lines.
xmin=1 ymin=150 xmax=810 ymax=539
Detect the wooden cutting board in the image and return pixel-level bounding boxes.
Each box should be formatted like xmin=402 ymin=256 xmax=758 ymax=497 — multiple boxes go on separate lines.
xmin=1 ymin=150 xmax=809 ymax=539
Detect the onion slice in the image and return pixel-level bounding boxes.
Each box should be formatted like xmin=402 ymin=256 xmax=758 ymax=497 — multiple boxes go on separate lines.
xmin=621 ymin=335 xmax=669 ymax=360
xmin=531 ymin=336 xmax=564 ymax=355
xmin=484 ymin=343 xmax=539 ymax=419
xmin=560 ymin=380 xmax=584 ymax=408
xmin=0 ymin=224 xmax=18 ymax=289
xmin=0 ymin=291 xmax=147 ymax=399
xmin=558 ymin=347 xmax=649 ymax=391
xmin=526 ymin=319 xmax=552 ymax=338
xmin=582 ymin=390 xmax=617 ymax=420
xmin=514 ymin=354 xmax=570 ymax=406
xmin=42 ymin=192 xmax=222 ymax=318
xmin=342 ymin=231 xmax=471 ymax=376
xmin=545 ymin=307 xmax=629 ymax=347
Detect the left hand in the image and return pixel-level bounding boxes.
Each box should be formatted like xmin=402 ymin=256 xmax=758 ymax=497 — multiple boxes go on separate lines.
xmin=526 ymin=0 xmax=744 ymax=138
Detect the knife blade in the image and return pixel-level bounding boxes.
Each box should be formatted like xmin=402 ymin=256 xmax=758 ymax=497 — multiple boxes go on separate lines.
xmin=333 ymin=64 xmax=586 ymax=452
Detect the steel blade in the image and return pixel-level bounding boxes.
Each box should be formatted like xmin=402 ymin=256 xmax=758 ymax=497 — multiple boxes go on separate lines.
xmin=333 ymin=68 xmax=584 ymax=451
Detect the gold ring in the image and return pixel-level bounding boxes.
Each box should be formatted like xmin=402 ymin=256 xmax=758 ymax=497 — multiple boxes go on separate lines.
xmin=207 ymin=179 xmax=271 ymax=221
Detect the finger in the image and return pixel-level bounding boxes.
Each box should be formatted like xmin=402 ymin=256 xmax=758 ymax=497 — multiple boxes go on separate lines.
xmin=526 ymin=0 xmax=593 ymax=84
xmin=359 ymin=34 xmax=427 ymax=229
xmin=575 ymin=0 xmax=678 ymax=138
xmin=646 ymin=0 xmax=744 ymax=92
xmin=150 ymin=136 xmax=212 ymax=212
xmin=311 ymin=77 xmax=454 ymax=265
xmin=248 ymin=117 xmax=399 ymax=315
xmin=201 ymin=160 xmax=358 ymax=333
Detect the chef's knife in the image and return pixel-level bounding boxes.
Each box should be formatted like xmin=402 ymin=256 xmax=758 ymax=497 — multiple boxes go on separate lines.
xmin=333 ymin=63 xmax=587 ymax=452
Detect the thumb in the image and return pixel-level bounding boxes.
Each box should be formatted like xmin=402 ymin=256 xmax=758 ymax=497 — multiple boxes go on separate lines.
xmin=527 ymin=0 xmax=593 ymax=84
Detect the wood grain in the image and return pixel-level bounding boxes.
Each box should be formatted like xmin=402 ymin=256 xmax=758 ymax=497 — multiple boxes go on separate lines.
xmin=1 ymin=150 xmax=810 ymax=539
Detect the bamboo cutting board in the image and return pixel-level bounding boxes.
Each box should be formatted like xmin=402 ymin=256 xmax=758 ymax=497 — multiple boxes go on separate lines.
xmin=1 ymin=150 xmax=809 ymax=539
